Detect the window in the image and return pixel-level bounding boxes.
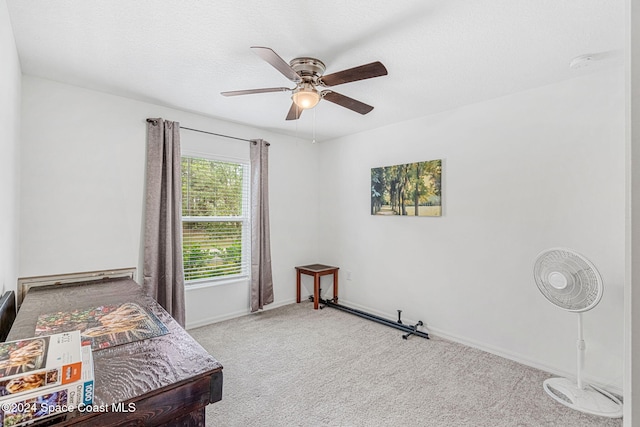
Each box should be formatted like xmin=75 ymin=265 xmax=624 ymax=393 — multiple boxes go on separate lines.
xmin=181 ymin=156 xmax=250 ymax=283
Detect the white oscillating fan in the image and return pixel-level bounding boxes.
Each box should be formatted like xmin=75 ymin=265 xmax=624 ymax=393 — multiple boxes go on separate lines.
xmin=533 ymin=248 xmax=623 ymax=418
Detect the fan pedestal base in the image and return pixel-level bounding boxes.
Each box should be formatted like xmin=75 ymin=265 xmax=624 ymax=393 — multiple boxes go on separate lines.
xmin=543 ymin=377 xmax=623 ymax=418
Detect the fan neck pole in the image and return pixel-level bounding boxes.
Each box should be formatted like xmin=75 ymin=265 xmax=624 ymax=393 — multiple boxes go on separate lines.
xmin=576 ymin=312 xmax=585 ymax=389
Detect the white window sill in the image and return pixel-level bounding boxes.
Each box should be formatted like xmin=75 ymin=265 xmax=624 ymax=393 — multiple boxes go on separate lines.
xmin=185 ymin=276 xmax=249 ymax=291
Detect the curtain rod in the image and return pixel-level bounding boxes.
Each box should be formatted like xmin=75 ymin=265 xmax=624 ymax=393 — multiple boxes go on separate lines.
xmin=146 ymin=119 xmax=268 ymax=145
xmin=180 ymin=126 xmax=254 ymax=142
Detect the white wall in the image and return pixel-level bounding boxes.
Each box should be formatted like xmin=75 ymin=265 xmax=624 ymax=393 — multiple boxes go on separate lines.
xmin=318 ymin=69 xmax=626 ymax=392
xmin=19 ymin=76 xmax=320 ymax=327
xmin=0 ymin=0 xmax=21 ymax=296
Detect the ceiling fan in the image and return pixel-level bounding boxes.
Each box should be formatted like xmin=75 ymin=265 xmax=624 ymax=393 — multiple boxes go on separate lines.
xmin=221 ymin=46 xmax=388 ymax=121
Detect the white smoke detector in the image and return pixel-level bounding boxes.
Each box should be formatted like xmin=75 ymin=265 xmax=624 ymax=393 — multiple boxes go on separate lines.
xmin=569 ymin=54 xmax=594 ymax=69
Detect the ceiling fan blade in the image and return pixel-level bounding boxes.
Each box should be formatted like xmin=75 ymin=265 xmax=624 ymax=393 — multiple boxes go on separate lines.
xmin=251 ymin=46 xmax=302 ymax=83
xmin=285 ymin=102 xmax=303 ymax=121
xmin=322 ymin=91 xmax=374 ymax=115
xmin=221 ymin=87 xmax=291 ymax=97
xmin=320 ymin=61 xmax=388 ymax=87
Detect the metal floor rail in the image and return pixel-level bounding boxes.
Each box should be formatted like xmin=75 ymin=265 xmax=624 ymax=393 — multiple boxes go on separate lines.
xmin=319 ymin=298 xmax=429 ymax=340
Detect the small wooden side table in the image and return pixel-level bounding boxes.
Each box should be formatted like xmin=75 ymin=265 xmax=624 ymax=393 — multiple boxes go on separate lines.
xmin=295 ymin=264 xmax=339 ymax=309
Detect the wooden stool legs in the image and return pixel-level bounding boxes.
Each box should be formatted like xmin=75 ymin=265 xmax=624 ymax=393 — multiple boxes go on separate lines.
xmin=295 ymin=265 xmax=340 ymax=310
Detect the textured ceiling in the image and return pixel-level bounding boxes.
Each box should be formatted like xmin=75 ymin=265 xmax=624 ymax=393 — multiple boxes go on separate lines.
xmin=6 ymin=0 xmax=625 ymax=142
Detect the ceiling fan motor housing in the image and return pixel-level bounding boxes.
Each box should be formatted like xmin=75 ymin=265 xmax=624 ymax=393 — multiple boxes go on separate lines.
xmin=289 ymin=57 xmax=326 ymax=83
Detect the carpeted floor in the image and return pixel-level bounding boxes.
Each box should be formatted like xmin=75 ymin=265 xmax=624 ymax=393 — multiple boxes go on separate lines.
xmin=189 ymin=301 xmax=622 ymax=427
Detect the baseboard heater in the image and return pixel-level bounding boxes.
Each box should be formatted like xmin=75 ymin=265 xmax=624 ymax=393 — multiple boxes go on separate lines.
xmin=318 ymin=297 xmax=429 ymax=340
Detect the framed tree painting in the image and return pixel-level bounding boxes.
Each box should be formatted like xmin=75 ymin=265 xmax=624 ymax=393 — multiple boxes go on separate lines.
xmin=371 ymin=159 xmax=442 ymax=216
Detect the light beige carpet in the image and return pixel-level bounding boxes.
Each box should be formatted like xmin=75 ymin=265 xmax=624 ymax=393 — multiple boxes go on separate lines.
xmin=190 ymin=301 xmax=622 ymax=427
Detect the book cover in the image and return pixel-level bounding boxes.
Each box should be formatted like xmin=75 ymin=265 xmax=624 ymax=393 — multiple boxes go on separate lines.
xmin=0 ymin=332 xmax=83 ymax=401
xmin=0 ymin=344 xmax=94 ymax=427
xmin=35 ymin=302 xmax=168 ymax=351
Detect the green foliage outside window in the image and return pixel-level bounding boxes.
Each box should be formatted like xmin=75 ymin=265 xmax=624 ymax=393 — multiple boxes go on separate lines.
xmin=181 ymin=157 xmax=247 ymax=281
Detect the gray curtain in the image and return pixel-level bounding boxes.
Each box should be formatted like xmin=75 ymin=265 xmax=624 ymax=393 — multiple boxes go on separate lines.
xmin=143 ymin=118 xmax=186 ymax=326
xmin=250 ymin=139 xmax=274 ymax=312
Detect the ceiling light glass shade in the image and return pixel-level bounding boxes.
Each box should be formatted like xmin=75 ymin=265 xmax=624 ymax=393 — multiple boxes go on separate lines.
xmin=292 ymin=85 xmax=320 ymax=109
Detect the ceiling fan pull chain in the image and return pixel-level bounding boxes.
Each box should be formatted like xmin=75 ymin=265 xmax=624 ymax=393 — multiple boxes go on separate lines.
xmin=312 ymin=108 xmax=316 ymax=144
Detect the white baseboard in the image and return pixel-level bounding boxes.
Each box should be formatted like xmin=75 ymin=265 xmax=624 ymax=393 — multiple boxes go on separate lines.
xmin=185 ymin=297 xmax=297 ymax=330
xmin=334 ymin=299 xmax=623 ymax=397
xmin=186 ymin=308 xmax=250 ymax=330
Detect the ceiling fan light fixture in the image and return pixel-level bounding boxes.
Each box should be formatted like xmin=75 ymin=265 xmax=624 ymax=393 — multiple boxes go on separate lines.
xmin=292 ymin=84 xmax=320 ymax=109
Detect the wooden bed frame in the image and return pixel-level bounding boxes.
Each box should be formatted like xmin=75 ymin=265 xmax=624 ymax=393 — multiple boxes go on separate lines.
xmin=16 ymin=267 xmax=136 ymax=308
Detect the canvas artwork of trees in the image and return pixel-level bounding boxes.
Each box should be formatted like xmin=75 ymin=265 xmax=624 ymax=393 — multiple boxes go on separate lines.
xmin=371 ymin=159 xmax=442 ymax=216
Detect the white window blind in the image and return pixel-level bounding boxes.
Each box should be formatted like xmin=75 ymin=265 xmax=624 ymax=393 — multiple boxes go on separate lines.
xmin=181 ymin=156 xmax=250 ymax=282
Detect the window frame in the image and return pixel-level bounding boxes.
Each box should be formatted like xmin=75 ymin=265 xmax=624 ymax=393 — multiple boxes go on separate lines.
xmin=180 ymin=150 xmax=251 ymax=287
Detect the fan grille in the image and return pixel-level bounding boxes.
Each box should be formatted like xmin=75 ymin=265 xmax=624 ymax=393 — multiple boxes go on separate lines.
xmin=533 ymin=248 xmax=603 ymax=312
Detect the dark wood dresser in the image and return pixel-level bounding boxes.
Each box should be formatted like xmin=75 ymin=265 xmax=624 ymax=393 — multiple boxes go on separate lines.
xmin=7 ymin=277 xmax=223 ymax=426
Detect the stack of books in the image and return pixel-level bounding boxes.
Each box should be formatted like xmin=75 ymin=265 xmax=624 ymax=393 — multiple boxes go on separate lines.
xmin=0 ymin=331 xmax=94 ymax=427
